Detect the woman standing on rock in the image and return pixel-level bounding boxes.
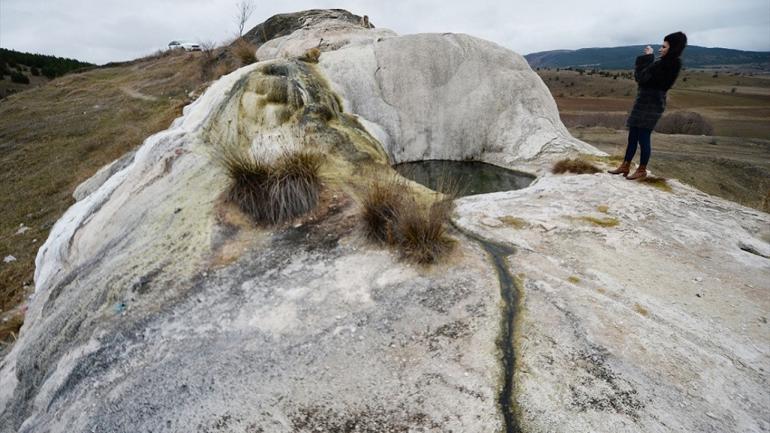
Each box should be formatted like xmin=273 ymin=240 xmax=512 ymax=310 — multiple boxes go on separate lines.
xmin=608 ymin=31 xmax=687 ymax=180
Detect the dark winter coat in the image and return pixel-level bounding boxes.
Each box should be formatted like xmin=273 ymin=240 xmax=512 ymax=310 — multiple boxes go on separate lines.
xmin=626 ymin=54 xmax=682 ymax=129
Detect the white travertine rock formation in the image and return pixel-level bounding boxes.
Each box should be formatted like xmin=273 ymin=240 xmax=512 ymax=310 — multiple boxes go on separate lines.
xmin=256 ymin=14 xmax=600 ymax=172
xmin=318 ymin=33 xmax=601 ymax=169
xmin=1 ymin=9 xmax=767 ymax=433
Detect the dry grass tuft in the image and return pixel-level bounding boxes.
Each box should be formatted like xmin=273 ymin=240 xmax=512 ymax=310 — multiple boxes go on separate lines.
xmin=552 ymin=158 xmax=601 ymax=174
xmin=634 ymin=303 xmax=650 ymax=316
xmin=577 ymin=215 xmax=620 ymax=227
xmin=499 ymin=216 xmax=528 ymax=229
xmin=361 ymin=179 xmax=455 ymax=264
xmin=361 ymin=178 xmax=406 ymax=243
xmin=596 ymin=204 xmax=609 ymax=213
xmin=300 ymin=48 xmax=321 ymax=63
xmin=0 ymin=310 xmax=23 ymax=344
xmin=567 ymin=275 xmax=581 ymax=284
xmin=637 ymin=176 xmax=672 ymax=192
xmin=270 ymin=152 xmax=323 ymax=222
xmin=214 ymin=145 xmax=322 ymax=224
xmin=232 ymin=38 xmax=258 ymax=65
xmin=394 ymin=198 xmax=455 ymax=264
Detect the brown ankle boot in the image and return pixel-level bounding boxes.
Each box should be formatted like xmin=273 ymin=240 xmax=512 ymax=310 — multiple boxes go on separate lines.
xmin=607 ymin=160 xmax=631 ymax=176
xmin=627 ymin=164 xmax=647 ymax=180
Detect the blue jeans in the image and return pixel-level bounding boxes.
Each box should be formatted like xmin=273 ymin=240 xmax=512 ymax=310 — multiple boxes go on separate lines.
xmin=624 ymin=126 xmax=652 ymax=165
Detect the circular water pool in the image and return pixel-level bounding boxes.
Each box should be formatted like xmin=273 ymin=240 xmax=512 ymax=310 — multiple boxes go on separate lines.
xmin=394 ymin=160 xmax=535 ymax=197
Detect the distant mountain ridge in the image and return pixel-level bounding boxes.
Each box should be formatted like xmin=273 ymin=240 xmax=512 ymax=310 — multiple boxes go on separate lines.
xmin=525 ymin=45 xmax=770 ymax=70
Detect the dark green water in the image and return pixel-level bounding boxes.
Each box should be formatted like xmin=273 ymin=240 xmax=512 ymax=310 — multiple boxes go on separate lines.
xmin=394 ymin=160 xmax=535 ymax=197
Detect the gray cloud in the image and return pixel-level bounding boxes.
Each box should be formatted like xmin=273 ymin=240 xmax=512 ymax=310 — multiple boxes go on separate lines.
xmin=1 ymin=0 xmax=768 ymax=64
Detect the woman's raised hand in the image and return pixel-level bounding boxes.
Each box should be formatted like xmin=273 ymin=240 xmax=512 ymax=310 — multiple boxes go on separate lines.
xmin=644 ymin=45 xmax=653 ymax=55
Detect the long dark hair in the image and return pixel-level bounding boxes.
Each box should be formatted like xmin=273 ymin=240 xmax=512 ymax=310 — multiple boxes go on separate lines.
xmin=664 ymin=31 xmax=687 ymax=60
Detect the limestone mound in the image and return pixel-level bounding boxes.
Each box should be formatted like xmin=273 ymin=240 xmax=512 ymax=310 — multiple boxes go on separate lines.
xmin=455 ymin=173 xmax=770 ymax=432
xmin=1 ymin=9 xmax=767 ymax=433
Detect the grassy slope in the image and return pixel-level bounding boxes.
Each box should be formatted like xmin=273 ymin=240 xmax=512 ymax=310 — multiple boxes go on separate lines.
xmin=0 ymin=71 xmax=51 ymax=99
xmin=0 ymin=50 xmax=214 ymax=318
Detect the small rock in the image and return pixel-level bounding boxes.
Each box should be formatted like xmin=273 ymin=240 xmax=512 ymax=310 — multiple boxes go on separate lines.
xmin=706 ymin=412 xmax=719 ymax=420
xmin=15 ymin=225 xmax=29 ymax=235
xmin=694 ymin=276 xmax=703 ymax=282
xmin=696 ymin=293 xmax=702 ymax=298
xmin=3 ymin=255 xmax=16 ymax=263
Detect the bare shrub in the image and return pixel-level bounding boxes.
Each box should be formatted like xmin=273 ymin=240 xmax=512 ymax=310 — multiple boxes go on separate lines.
xmin=234 ymin=0 xmax=256 ymax=37
xmin=197 ymin=41 xmax=219 ymax=81
xmin=214 ymin=145 xmax=323 ymax=224
xmin=232 ymin=38 xmax=257 ymax=65
xmin=655 ymin=111 xmax=714 ymax=135
xmin=552 ymin=158 xmax=602 ymax=174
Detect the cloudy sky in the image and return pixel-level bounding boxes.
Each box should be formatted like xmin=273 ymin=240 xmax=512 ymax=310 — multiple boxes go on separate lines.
xmin=1 ymin=0 xmax=768 ymax=65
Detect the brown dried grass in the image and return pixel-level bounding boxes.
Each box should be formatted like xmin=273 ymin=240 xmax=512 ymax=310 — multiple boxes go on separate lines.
xmin=300 ymin=48 xmax=321 ymax=64
xmin=637 ymin=176 xmax=673 ymax=192
xmin=360 ymin=178 xmax=455 ymax=264
xmin=214 ymin=145 xmax=322 ymax=224
xmin=232 ymin=38 xmax=258 ymax=66
xmin=552 ymin=158 xmax=602 ymax=174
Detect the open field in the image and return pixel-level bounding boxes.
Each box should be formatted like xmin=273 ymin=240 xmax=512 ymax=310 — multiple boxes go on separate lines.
xmin=537 ymin=67 xmax=770 ymax=214
xmin=538 ymin=68 xmax=770 ymax=138
xmin=573 ymin=127 xmax=770 ymax=212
